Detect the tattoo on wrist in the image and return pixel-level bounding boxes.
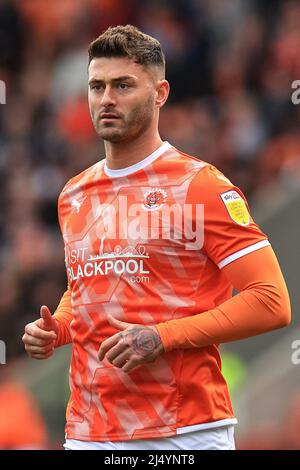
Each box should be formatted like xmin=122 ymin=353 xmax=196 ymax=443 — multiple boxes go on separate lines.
xmin=123 ymin=328 xmax=160 ymax=357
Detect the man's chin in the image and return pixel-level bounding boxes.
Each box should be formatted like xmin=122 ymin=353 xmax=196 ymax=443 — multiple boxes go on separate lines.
xmin=98 ymin=130 xmax=124 ymax=143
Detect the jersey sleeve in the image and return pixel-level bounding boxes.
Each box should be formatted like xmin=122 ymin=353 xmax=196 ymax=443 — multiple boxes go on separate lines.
xmin=53 ymin=285 xmax=72 ymax=347
xmin=53 ymin=185 xmax=73 ymax=347
xmin=156 ymin=246 xmax=291 ymax=351
xmin=186 ymin=165 xmax=270 ymax=268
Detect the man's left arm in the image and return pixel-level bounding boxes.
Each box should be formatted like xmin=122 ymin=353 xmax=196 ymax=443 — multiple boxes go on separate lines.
xmin=156 ymin=245 xmax=291 ymax=351
xmin=98 ymin=245 xmax=290 ymax=371
xmin=155 ymin=167 xmax=291 ymax=351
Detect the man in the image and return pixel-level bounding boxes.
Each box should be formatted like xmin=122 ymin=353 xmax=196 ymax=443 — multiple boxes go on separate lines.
xmin=22 ymin=25 xmax=291 ymax=450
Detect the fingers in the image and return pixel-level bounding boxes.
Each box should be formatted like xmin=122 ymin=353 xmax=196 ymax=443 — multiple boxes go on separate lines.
xmin=100 ymin=338 xmax=140 ymax=371
xmin=98 ymin=324 xmax=164 ymax=373
xmin=120 ymin=352 xmax=156 ymax=373
xmin=22 ymin=334 xmax=55 ymax=348
xmin=40 ymin=305 xmax=57 ymax=333
xmin=111 ymin=348 xmax=132 ymax=368
xmin=104 ymin=340 xmax=128 ymax=364
xmin=25 ymin=321 xmax=57 ymax=342
xmin=29 ymin=350 xmax=55 ymax=360
xmin=23 ymin=320 xmax=57 ymax=360
xmin=40 ymin=305 xmax=52 ymax=319
xmin=24 ymin=342 xmax=54 ymax=356
xmin=122 ymin=356 xmax=141 ymax=373
xmin=23 ymin=334 xmax=55 ymax=359
xmin=98 ymin=332 xmax=122 ymax=361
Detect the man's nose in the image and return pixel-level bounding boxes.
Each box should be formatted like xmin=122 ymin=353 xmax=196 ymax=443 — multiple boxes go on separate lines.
xmin=101 ymin=86 xmax=116 ymax=107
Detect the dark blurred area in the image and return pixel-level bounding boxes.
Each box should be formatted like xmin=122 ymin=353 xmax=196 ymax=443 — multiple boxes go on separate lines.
xmin=1 ymin=0 xmax=300 ymax=449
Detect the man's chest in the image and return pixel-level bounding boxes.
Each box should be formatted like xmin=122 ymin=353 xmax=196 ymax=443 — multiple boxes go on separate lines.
xmin=60 ymin=181 xmax=204 ymax=290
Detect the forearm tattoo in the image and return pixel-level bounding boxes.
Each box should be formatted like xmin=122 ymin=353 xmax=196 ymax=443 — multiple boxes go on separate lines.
xmin=123 ymin=328 xmax=161 ymax=357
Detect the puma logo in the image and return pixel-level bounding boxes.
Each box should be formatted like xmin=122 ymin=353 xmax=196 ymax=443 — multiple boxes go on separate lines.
xmin=71 ymin=196 xmax=87 ymax=213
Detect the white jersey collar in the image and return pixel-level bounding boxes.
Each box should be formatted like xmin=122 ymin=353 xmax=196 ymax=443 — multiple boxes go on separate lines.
xmin=104 ymin=141 xmax=172 ymax=178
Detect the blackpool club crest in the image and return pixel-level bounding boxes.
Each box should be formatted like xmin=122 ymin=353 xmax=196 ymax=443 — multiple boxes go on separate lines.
xmin=141 ymin=188 xmax=167 ymax=211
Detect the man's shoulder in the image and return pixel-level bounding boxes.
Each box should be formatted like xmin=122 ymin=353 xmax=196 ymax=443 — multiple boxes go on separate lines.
xmin=182 ymin=156 xmax=237 ymax=205
xmin=162 ymin=146 xmax=205 ymax=169
xmin=169 ymin=148 xmax=231 ymax=187
xmin=59 ymin=159 xmax=105 ymax=197
xmin=155 ymin=146 xmax=206 ymax=185
xmin=164 ymin=147 xmax=222 ymax=177
xmin=193 ymin=163 xmax=233 ymax=188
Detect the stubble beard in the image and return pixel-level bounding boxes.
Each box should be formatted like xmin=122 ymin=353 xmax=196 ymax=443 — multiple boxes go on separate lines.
xmin=96 ymin=95 xmax=155 ymax=144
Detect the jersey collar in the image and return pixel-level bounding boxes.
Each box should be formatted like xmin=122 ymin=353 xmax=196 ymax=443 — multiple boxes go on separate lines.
xmin=104 ymin=141 xmax=172 ymax=178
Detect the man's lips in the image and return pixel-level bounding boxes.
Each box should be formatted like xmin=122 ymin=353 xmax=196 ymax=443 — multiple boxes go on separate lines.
xmin=99 ymin=113 xmax=120 ymax=119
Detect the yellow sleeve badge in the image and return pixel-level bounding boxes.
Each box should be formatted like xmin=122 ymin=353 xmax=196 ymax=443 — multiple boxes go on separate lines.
xmin=220 ymin=190 xmax=250 ymax=226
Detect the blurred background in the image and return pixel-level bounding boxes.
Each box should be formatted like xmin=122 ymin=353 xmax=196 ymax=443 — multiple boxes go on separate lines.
xmin=0 ymin=0 xmax=300 ymax=450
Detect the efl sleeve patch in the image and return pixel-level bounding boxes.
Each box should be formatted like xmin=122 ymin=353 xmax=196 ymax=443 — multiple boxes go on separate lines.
xmin=220 ymin=190 xmax=250 ymax=226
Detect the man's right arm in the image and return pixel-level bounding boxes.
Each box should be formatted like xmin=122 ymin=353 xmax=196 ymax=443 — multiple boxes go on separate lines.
xmin=23 ymin=184 xmax=74 ymax=359
xmin=22 ymin=285 xmax=73 ymax=360
xmin=52 ymin=285 xmax=73 ymax=347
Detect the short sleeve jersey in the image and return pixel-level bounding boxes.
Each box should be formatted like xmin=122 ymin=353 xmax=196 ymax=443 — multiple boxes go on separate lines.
xmin=58 ymin=142 xmax=269 ymax=441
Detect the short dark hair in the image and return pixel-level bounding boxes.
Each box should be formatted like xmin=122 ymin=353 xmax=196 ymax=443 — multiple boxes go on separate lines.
xmin=88 ymin=25 xmax=165 ymax=78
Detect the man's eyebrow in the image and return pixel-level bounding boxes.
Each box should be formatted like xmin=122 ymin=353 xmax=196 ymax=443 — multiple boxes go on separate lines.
xmin=89 ymin=75 xmax=137 ymax=85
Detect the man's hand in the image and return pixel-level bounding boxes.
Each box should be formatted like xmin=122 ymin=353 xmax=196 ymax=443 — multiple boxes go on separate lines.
xmin=22 ymin=305 xmax=58 ymax=360
xmin=98 ymin=314 xmax=164 ymax=373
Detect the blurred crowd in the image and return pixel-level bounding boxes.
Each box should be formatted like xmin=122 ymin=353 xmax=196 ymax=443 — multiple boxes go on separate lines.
xmin=1 ymin=0 xmax=300 ymax=450
xmin=0 ymin=0 xmax=300 ymax=359
xmin=0 ymin=0 xmax=300 ymax=370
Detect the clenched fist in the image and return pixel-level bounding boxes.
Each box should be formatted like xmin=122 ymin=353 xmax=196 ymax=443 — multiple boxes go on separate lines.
xmin=22 ymin=305 xmax=58 ymax=360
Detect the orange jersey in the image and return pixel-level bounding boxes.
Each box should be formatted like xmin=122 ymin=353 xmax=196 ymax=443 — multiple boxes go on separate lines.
xmin=57 ymin=142 xmax=269 ymax=441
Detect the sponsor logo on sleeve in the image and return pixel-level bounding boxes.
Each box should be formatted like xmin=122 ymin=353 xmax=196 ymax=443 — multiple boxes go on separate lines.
xmin=220 ymin=190 xmax=250 ymax=226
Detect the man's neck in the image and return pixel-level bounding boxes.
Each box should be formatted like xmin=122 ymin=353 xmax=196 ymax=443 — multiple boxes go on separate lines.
xmin=104 ymin=132 xmax=163 ymax=170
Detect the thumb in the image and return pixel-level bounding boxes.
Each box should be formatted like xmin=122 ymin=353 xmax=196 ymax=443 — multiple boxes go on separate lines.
xmin=107 ymin=314 xmax=133 ymax=331
xmin=40 ymin=305 xmax=57 ymax=333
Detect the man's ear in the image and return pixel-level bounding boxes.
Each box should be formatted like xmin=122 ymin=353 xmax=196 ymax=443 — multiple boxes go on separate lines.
xmin=155 ymin=80 xmax=170 ymax=108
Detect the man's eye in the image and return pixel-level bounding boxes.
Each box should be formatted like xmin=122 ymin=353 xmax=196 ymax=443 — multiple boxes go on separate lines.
xmin=91 ymin=85 xmax=102 ymax=91
xmin=118 ymin=83 xmax=129 ymax=90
